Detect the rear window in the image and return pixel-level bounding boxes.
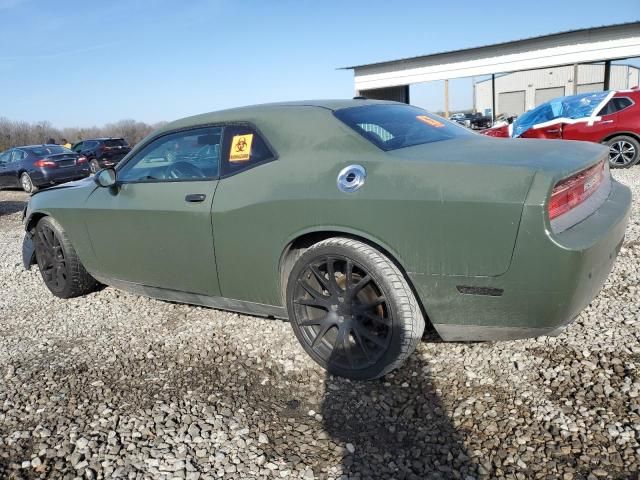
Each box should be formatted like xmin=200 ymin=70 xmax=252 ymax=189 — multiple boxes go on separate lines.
xmin=104 ymin=139 xmax=128 ymax=147
xmin=29 ymin=146 xmax=72 ymax=156
xmin=334 ymin=104 xmax=472 ymax=151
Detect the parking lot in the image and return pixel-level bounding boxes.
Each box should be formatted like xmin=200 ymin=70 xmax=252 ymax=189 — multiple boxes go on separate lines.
xmin=0 ymin=169 xmax=638 ymax=479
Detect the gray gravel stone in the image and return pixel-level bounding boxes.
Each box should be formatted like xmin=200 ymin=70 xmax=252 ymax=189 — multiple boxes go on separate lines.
xmin=0 ymin=168 xmax=639 ymax=479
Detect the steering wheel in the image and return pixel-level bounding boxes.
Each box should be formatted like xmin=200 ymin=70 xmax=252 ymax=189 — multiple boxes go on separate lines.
xmin=165 ymin=161 xmax=206 ymax=179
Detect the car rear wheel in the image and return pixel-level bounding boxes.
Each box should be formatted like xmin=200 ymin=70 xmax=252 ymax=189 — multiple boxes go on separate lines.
xmin=89 ymin=159 xmax=100 ymax=174
xmin=286 ymin=237 xmax=425 ymax=380
xmin=34 ymin=216 xmax=100 ymax=298
xmin=20 ymin=172 xmax=37 ymax=193
xmin=606 ymin=135 xmax=640 ymax=169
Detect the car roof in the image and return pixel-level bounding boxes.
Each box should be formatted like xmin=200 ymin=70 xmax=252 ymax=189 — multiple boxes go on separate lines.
xmin=160 ymin=99 xmax=399 ymax=132
xmin=80 ymin=137 xmax=125 ymax=141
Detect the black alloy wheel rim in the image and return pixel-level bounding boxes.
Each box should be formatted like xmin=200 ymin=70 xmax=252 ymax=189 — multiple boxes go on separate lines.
xmin=35 ymin=225 xmax=68 ymax=292
xmin=292 ymin=255 xmax=392 ymax=371
xmin=609 ymin=140 xmax=636 ymax=167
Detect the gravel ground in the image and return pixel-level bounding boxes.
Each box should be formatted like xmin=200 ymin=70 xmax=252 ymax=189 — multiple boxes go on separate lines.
xmin=0 ymin=170 xmax=639 ymax=480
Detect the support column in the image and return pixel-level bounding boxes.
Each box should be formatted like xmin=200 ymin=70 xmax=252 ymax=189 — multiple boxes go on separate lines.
xmin=573 ymin=64 xmax=579 ymax=94
xmin=491 ymin=74 xmax=496 ymax=122
xmin=444 ymin=79 xmax=449 ymax=118
xmin=603 ymin=60 xmax=611 ymax=91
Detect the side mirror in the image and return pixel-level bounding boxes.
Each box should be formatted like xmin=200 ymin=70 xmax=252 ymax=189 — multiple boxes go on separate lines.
xmin=95 ymin=168 xmax=117 ymax=187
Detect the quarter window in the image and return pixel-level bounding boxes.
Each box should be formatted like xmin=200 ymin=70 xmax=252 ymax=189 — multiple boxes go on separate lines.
xmin=221 ymin=125 xmax=275 ymax=176
xmin=117 ymin=127 xmax=222 ymax=182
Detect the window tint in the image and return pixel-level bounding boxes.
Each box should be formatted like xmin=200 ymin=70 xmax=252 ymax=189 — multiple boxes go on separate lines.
xmin=118 ymin=127 xmax=222 ymax=182
xmin=334 ymin=104 xmax=472 ymax=151
xmin=11 ymin=150 xmax=26 ymax=162
xmin=104 ymin=139 xmax=128 ymax=147
xmin=221 ymin=125 xmax=275 ymax=176
xmin=28 ymin=146 xmax=72 ymax=156
xmin=600 ymin=97 xmax=633 ymax=116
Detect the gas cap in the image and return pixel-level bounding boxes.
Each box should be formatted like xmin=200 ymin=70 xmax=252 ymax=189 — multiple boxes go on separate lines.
xmin=337 ymin=165 xmax=366 ymax=193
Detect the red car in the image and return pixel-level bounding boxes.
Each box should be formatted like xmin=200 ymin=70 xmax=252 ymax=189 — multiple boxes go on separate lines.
xmin=481 ymin=89 xmax=640 ymax=168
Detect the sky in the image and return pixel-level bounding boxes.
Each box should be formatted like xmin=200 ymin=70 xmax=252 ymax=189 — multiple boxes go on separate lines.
xmin=0 ymin=0 xmax=638 ymax=127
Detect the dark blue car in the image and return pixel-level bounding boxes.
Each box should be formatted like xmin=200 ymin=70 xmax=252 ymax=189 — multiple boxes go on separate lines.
xmin=0 ymin=145 xmax=90 ymax=193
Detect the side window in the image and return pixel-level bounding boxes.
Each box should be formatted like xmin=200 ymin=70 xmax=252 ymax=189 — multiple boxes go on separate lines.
xmin=118 ymin=126 xmax=222 ymax=183
xmin=72 ymin=142 xmax=83 ymax=152
xmin=221 ymin=125 xmax=275 ymax=176
xmin=600 ymin=97 xmax=633 ymax=116
xmin=0 ymin=151 xmax=11 ymax=164
xmin=11 ymin=150 xmax=25 ymax=162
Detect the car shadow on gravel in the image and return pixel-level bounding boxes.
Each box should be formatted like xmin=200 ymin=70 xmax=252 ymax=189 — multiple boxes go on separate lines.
xmin=0 ymin=200 xmax=26 ymax=217
xmin=321 ymin=335 xmax=477 ymax=478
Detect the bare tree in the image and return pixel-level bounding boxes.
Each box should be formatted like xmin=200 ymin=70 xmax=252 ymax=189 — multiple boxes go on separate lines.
xmin=0 ymin=118 xmax=164 ymax=151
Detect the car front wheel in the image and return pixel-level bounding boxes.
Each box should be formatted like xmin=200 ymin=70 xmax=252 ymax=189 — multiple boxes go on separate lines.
xmin=34 ymin=216 xmax=100 ymax=298
xmin=286 ymin=237 xmax=425 ymax=380
xmin=606 ymin=135 xmax=640 ymax=168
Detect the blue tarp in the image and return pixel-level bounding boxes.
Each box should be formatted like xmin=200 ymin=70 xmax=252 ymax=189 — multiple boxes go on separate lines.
xmin=512 ymin=91 xmax=610 ymax=137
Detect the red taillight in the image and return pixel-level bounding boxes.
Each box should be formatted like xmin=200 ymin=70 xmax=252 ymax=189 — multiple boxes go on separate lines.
xmin=548 ymin=160 xmax=606 ymax=220
xmin=33 ymin=159 xmax=57 ymax=168
xmin=77 ymin=156 xmax=87 ymax=164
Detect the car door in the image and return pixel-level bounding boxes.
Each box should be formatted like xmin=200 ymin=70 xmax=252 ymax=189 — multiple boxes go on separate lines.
xmin=83 ymin=126 xmax=223 ymax=296
xmin=0 ymin=150 xmax=12 ymax=187
xmin=562 ymin=97 xmax=632 ymax=142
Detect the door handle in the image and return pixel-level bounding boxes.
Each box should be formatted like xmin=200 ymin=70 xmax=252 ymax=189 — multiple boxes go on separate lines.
xmin=545 ymin=128 xmax=560 ymax=133
xmin=185 ymin=193 xmax=206 ymax=203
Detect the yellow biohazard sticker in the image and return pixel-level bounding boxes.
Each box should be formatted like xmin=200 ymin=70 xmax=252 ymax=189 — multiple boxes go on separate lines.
xmin=416 ymin=115 xmax=444 ymax=128
xmin=229 ymin=134 xmax=254 ymax=162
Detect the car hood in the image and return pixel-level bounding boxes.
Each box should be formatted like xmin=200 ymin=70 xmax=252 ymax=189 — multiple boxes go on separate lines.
xmin=32 ymin=175 xmax=96 ymax=196
xmin=388 ymin=135 xmax=607 ymax=179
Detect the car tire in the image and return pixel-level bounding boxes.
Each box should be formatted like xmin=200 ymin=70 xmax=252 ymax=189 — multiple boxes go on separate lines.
xmin=34 ymin=216 xmax=100 ymax=299
xmin=286 ymin=237 xmax=425 ymax=380
xmin=20 ymin=172 xmax=37 ymax=193
xmin=606 ymin=135 xmax=640 ymax=169
xmin=89 ymin=159 xmax=100 ymax=174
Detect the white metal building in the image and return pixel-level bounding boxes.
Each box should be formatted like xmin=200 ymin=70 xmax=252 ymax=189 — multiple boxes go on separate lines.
xmin=474 ymin=64 xmax=640 ymax=117
xmin=343 ymin=22 xmax=640 ymax=120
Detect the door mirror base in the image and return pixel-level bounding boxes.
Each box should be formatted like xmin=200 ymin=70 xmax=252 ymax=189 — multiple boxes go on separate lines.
xmin=95 ymin=168 xmax=117 ymax=188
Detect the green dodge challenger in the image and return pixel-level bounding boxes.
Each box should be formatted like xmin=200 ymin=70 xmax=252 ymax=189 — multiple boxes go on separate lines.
xmin=22 ymin=100 xmax=631 ymax=380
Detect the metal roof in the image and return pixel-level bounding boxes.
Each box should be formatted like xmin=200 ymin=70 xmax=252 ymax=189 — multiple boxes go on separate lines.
xmin=341 ymin=21 xmax=640 ymax=70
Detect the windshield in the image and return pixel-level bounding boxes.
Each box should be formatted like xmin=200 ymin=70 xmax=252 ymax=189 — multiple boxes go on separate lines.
xmin=29 ymin=146 xmax=73 ymax=156
xmin=335 ymin=104 xmax=473 ymax=151
xmin=512 ymin=91 xmax=610 ymax=137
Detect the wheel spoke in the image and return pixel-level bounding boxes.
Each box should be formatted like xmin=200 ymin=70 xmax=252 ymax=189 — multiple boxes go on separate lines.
xmin=351 ymin=327 xmax=371 ymax=362
xmin=345 ymin=259 xmax=353 ymax=289
xmin=326 ymin=257 xmax=341 ymax=293
xmin=298 ymin=279 xmax=328 ymax=301
xmin=309 ymin=265 xmax=331 ymax=293
xmin=295 ymin=297 xmax=329 ymax=309
xmin=362 ymin=310 xmax=391 ymax=326
xmin=354 ymin=324 xmax=387 ymax=348
xmin=356 ymin=295 xmax=386 ymax=312
xmin=311 ymin=323 xmax=333 ymax=349
xmin=351 ymin=274 xmax=372 ymax=296
xmin=299 ymin=317 xmax=324 ymax=327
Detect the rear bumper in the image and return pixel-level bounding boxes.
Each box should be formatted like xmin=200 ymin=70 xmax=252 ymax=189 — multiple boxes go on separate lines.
xmin=411 ymin=179 xmax=631 ymax=341
xmin=31 ymin=167 xmax=90 ymax=186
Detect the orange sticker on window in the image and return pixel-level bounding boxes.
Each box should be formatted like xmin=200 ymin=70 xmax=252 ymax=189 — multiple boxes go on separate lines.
xmin=416 ymin=115 xmax=444 ymax=128
xmin=229 ymin=134 xmax=253 ymax=162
